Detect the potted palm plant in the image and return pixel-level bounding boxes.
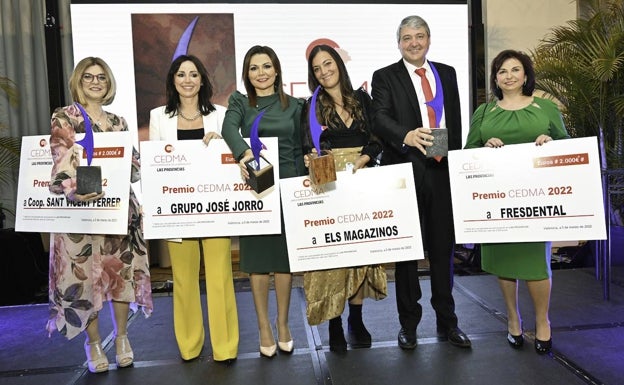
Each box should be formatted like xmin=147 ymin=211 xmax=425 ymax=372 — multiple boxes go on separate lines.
xmin=530 ymin=0 xmax=624 ymax=262
xmin=0 ymin=75 xmax=21 ymax=228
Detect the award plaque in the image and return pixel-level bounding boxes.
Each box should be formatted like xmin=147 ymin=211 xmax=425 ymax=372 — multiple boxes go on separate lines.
xmin=74 ymin=102 xmax=100 ymax=194
xmin=76 ymin=165 xmax=102 ymax=194
xmin=308 ymin=151 xmax=336 ymax=185
xmin=245 ymin=155 xmax=274 ymax=194
xmin=426 ymin=128 xmax=448 ymax=158
xmin=307 ymin=86 xmax=337 ymax=185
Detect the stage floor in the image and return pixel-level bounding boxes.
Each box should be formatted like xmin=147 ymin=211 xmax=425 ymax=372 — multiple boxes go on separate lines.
xmin=0 ymin=268 xmax=622 ymax=385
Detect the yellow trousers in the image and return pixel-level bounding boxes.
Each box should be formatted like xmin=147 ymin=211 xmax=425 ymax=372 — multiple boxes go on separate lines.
xmin=168 ymin=238 xmax=239 ymax=361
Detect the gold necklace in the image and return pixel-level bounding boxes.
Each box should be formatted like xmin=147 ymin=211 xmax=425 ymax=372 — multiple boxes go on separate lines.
xmin=179 ymin=110 xmax=201 ymax=121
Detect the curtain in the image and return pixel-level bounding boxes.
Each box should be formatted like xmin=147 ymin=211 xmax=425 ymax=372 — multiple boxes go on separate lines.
xmin=0 ymin=0 xmax=49 ymax=227
xmin=58 ymin=0 xmax=74 ymax=105
xmin=0 ymin=0 xmax=49 ymax=137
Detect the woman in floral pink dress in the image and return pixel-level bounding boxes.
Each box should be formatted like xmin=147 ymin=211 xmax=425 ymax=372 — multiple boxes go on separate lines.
xmin=47 ymin=57 xmax=153 ymax=373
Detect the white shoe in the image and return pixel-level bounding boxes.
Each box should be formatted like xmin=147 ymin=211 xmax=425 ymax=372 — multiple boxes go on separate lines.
xmin=259 ymin=343 xmax=277 ymax=358
xmin=84 ymin=340 xmax=109 ymax=373
xmin=114 ymin=334 xmax=134 ymax=368
xmin=276 ymin=323 xmax=294 ymax=354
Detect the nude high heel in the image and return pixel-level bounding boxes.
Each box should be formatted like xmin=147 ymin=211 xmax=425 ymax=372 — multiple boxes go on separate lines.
xmin=259 ymin=343 xmax=277 ymax=358
xmin=259 ymin=325 xmax=277 ymax=358
xmin=114 ymin=334 xmax=134 ymax=368
xmin=276 ymin=322 xmax=294 ymax=354
xmin=84 ymin=340 xmax=109 ymax=373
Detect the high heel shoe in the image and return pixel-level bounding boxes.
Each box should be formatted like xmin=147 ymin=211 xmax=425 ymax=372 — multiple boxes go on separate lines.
xmin=114 ymin=334 xmax=134 ymax=368
xmin=535 ymin=338 xmax=552 ymax=354
xmin=84 ymin=340 xmax=109 ymax=373
xmin=259 ymin=343 xmax=277 ymax=358
xmin=506 ymin=332 xmax=524 ymax=348
xmin=506 ymin=320 xmax=523 ymax=349
xmin=276 ymin=323 xmax=294 ymax=354
xmin=259 ymin=325 xmax=277 ymax=358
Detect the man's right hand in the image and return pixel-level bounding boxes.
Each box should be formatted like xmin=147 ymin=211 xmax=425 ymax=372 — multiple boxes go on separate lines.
xmin=404 ymin=127 xmax=433 ymax=155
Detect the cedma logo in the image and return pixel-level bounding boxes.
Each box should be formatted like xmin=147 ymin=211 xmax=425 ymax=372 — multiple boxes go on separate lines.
xmin=462 ymin=153 xmax=484 ymax=171
xmin=153 ymin=144 xmax=188 ymax=165
xmin=294 ymin=178 xmax=326 ymax=198
xmin=30 ymin=138 xmax=51 ymax=158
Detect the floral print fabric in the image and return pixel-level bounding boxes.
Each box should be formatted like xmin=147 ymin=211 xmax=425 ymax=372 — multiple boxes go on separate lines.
xmin=47 ymin=104 xmax=153 ymax=340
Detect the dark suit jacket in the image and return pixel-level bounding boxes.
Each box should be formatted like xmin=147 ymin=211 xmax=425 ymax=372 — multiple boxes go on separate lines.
xmin=371 ymin=59 xmax=462 ymax=185
xmin=372 ymin=59 xmax=462 ymax=330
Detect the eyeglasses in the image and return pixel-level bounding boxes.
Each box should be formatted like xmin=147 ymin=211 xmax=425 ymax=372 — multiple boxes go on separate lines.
xmin=82 ymin=73 xmax=108 ymax=83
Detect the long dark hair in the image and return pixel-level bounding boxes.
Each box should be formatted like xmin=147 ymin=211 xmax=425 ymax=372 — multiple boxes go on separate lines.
xmin=307 ymin=44 xmax=364 ymax=127
xmin=164 ymin=54 xmax=216 ymax=116
xmin=241 ymin=45 xmax=289 ymax=110
xmin=490 ymin=49 xmax=535 ymax=100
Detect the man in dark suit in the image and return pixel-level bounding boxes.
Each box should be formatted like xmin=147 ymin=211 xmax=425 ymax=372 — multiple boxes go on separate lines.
xmin=371 ymin=15 xmax=471 ymax=349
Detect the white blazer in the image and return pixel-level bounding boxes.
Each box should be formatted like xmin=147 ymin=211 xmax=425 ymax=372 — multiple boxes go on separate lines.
xmin=147 ymin=104 xmax=227 ymax=243
xmin=148 ymin=104 xmax=227 ymax=140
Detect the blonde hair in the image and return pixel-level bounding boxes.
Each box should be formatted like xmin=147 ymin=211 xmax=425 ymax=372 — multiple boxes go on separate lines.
xmin=68 ymin=57 xmax=117 ymax=106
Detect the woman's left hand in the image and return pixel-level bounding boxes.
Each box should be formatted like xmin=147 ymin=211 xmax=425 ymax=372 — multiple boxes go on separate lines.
xmin=535 ymin=134 xmax=552 ymax=146
xmin=202 ymin=132 xmax=222 ymax=146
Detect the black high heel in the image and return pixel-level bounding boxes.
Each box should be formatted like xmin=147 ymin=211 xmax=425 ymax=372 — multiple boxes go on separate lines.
xmin=506 ymin=332 xmax=524 ymax=348
xmin=506 ymin=321 xmax=523 ymax=349
xmin=534 ymin=338 xmax=552 ymax=354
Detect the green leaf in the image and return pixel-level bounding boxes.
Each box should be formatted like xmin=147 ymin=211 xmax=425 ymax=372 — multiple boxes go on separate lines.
xmin=76 ymin=243 xmax=92 ymax=257
xmin=0 ymin=136 xmax=20 ymax=190
xmin=0 ymin=76 xmax=19 ymax=107
xmin=531 ymin=0 xmax=624 ymax=169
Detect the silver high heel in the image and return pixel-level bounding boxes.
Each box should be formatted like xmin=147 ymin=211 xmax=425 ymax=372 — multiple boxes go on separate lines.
xmin=114 ymin=334 xmax=134 ymax=368
xmin=84 ymin=339 xmax=109 ymax=373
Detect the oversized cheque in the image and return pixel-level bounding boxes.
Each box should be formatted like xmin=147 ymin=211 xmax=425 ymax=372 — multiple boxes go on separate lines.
xmin=140 ymin=138 xmax=281 ymax=239
xmin=448 ymin=136 xmax=607 ymax=244
xmin=280 ymin=163 xmax=424 ymax=272
xmin=15 ymin=133 xmax=132 ymax=234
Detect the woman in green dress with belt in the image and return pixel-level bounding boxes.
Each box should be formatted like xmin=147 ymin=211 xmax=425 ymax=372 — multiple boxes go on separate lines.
xmin=222 ymin=45 xmax=305 ymax=358
xmin=464 ymin=50 xmax=569 ymax=354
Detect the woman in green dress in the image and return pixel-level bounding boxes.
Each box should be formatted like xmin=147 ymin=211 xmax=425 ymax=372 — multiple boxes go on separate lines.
xmin=464 ymin=50 xmax=569 ymax=354
xmin=222 ymin=45 xmax=305 ymax=358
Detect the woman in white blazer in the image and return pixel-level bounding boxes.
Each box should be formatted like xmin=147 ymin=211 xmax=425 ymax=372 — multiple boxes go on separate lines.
xmin=149 ymin=54 xmax=238 ymax=364
xmin=149 ymin=103 xmax=226 ymax=140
